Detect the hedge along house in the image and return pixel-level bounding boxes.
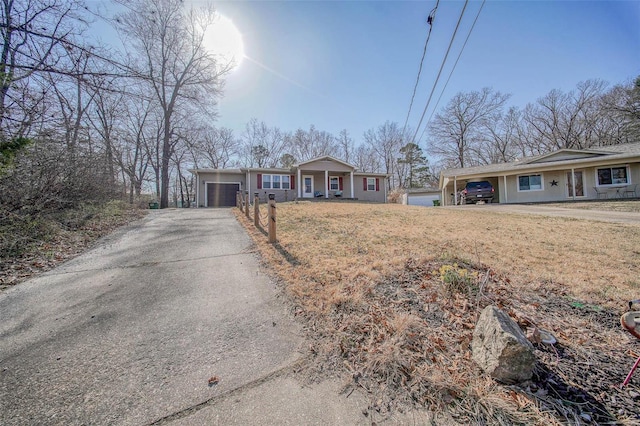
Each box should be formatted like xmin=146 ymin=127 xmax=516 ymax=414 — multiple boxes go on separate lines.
xmin=438 ymin=142 xmax=640 ymax=205
xmin=191 ymin=156 xmax=388 ymax=207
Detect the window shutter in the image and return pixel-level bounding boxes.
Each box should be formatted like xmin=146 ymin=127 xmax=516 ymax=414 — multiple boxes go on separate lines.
xmin=375 ymin=178 xmax=380 ymax=191
xmin=257 ymin=173 xmax=262 ymax=189
xmin=363 ymin=178 xmax=367 ymax=191
xmin=290 ymin=175 xmax=295 ymax=190
xmin=339 ymin=177 xmax=343 ymax=191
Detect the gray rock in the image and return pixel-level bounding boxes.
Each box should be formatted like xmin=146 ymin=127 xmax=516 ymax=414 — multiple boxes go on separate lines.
xmin=472 ymin=305 xmax=536 ymax=384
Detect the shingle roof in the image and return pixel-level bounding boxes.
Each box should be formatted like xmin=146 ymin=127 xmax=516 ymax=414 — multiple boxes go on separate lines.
xmin=440 ymin=142 xmax=640 ymax=179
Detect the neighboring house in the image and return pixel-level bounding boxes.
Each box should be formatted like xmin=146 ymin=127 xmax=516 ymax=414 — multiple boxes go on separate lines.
xmin=190 ymin=156 xmax=388 ymax=207
xmin=439 ymin=142 xmax=640 ymax=205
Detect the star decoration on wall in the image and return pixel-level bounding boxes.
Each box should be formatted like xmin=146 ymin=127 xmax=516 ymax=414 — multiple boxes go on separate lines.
xmin=550 ymin=180 xmax=558 ymax=186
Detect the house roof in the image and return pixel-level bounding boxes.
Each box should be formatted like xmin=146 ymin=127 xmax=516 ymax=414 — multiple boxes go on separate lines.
xmin=439 ymin=142 xmax=640 ymax=183
xmin=294 ymin=155 xmax=356 ymax=170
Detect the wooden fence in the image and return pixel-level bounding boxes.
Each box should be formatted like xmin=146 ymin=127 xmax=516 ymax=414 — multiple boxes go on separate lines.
xmin=237 ymin=191 xmax=276 ymax=243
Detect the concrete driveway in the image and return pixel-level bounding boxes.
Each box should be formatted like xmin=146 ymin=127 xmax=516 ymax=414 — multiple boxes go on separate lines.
xmin=447 ymin=203 xmax=640 ymax=225
xmin=0 ymin=209 xmax=382 ymax=425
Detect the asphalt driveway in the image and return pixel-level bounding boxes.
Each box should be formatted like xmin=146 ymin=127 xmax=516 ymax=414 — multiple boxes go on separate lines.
xmin=0 ymin=209 xmax=381 ymax=425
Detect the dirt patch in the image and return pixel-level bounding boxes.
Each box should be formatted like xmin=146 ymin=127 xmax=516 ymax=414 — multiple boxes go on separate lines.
xmin=236 ymin=202 xmax=640 ymax=424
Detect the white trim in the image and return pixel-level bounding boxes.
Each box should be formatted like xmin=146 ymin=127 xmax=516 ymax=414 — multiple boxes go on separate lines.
xmin=297 ymin=169 xmax=302 ymax=198
xmin=260 ymin=173 xmax=292 ymax=190
xmin=325 ymin=170 xmax=329 ymax=198
xmin=195 ymin=172 xmax=200 ymax=208
xmin=329 ymin=175 xmax=340 ymax=191
xmin=350 ymin=171 xmax=354 ymax=198
xmin=302 ymin=175 xmax=314 ymax=198
xmin=204 ymin=181 xmax=242 ymax=207
xmin=595 ymin=164 xmax=631 ymax=187
xmin=503 ymin=175 xmax=508 ymax=203
xmin=517 ymin=173 xmax=544 ymax=192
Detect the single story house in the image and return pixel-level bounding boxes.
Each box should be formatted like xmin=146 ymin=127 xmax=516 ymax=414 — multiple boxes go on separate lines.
xmin=191 ymin=156 xmax=389 ymax=207
xmin=439 ymin=142 xmax=640 ymax=205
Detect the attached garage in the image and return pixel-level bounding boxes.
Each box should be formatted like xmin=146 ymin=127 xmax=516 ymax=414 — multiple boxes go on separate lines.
xmin=206 ymin=183 xmax=240 ymax=207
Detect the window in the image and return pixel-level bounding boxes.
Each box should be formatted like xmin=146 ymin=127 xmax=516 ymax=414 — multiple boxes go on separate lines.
xmin=282 ymin=175 xmax=290 ymax=189
xmin=330 ymin=176 xmax=339 ymax=191
xmin=367 ymin=178 xmax=376 ymax=191
xmin=597 ymin=166 xmax=628 ymax=186
xmin=261 ymin=174 xmax=291 ymax=190
xmin=518 ymin=174 xmax=543 ymax=191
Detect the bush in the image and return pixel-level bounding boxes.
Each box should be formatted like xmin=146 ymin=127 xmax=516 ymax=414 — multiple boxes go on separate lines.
xmin=387 ymin=188 xmax=406 ymax=204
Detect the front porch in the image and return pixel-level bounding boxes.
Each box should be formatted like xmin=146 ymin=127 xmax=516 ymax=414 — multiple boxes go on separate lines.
xmin=295 ymin=157 xmax=356 ymax=200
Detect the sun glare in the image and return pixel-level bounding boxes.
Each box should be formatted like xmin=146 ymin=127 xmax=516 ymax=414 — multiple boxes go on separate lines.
xmin=203 ymin=14 xmax=244 ymax=70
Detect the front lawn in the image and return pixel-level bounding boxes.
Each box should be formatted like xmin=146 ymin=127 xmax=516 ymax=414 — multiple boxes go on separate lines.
xmin=238 ymin=202 xmax=640 ymax=424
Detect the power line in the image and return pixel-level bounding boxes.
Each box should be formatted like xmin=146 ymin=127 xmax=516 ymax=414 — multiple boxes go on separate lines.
xmin=418 ymin=0 xmax=486 ymax=144
xmin=410 ymin=0 xmax=469 ymax=144
xmin=402 ymin=1 xmax=440 ymax=137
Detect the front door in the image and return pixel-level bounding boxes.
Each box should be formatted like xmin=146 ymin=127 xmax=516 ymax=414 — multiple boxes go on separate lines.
xmin=567 ymin=171 xmax=584 ymax=197
xmin=303 ymin=175 xmax=314 ymax=198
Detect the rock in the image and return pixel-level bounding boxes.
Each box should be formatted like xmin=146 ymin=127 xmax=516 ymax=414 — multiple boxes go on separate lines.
xmin=472 ymin=305 xmax=536 ymax=384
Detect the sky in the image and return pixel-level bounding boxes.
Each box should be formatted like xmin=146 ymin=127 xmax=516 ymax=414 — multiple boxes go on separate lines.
xmin=199 ymin=0 xmax=640 ymax=148
xmin=95 ymin=1 xmax=640 ymax=149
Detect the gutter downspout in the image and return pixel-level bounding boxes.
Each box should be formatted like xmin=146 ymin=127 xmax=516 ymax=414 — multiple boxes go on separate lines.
xmin=297 ymin=168 xmax=302 ymax=199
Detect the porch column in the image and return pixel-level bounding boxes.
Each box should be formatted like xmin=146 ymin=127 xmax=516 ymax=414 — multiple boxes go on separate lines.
xmin=325 ymin=170 xmax=329 ymax=198
xmin=246 ymin=170 xmax=251 ymax=199
xmin=350 ymin=171 xmax=354 ymax=198
xmin=503 ymin=175 xmax=508 ymax=203
xmin=571 ymin=167 xmax=576 ymax=200
xmin=453 ymin=176 xmax=458 ymax=205
xmin=195 ymin=172 xmax=200 ymax=208
xmin=297 ymin=168 xmax=302 ymax=199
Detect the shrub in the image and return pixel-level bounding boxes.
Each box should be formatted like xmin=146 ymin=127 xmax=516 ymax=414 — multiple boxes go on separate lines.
xmin=439 ymin=263 xmax=478 ymax=295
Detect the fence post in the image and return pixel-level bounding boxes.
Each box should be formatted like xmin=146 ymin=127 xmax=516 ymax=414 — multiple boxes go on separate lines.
xmin=254 ymin=192 xmax=260 ymax=228
xmin=245 ymin=191 xmax=250 ymax=219
xmin=268 ymin=193 xmax=276 ymax=243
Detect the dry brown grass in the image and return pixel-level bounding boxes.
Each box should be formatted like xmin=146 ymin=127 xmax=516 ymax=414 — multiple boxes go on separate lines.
xmin=236 ymin=201 xmax=640 ymax=424
xmin=275 ymin=202 xmax=640 ymax=304
xmin=546 ymin=200 xmax=640 ymax=213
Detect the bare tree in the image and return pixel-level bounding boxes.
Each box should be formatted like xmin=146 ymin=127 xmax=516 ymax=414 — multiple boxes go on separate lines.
xmin=364 ymin=121 xmax=405 ymax=189
xmin=352 ymin=144 xmax=380 ymax=173
xmin=337 ymin=129 xmax=354 ymax=163
xmin=196 ymin=126 xmax=238 ymax=169
xmin=522 ymin=80 xmax=609 ymax=152
xmin=427 ymin=88 xmax=510 ymax=168
xmin=289 ymin=125 xmax=337 ymax=162
xmin=481 ymin=106 xmax=521 ymax=164
xmin=0 ymin=0 xmax=88 ymax=140
xmin=115 ymin=0 xmax=229 ymax=208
